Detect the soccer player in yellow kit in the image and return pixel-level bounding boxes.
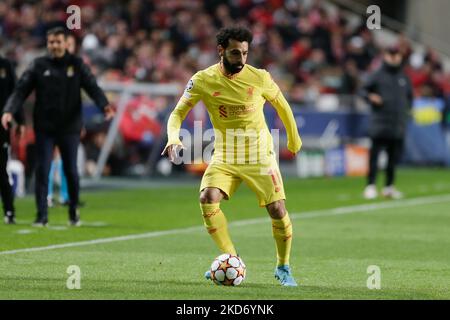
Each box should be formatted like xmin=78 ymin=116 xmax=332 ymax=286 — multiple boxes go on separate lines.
xmin=162 ymin=27 xmax=302 ymax=286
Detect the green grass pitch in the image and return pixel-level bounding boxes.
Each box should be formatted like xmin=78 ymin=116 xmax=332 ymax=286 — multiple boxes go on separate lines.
xmin=1 ymin=168 xmax=450 ymax=299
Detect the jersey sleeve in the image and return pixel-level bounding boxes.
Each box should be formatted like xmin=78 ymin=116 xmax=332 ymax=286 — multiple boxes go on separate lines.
xmin=165 ymin=72 xmax=203 ymax=146
xmin=262 ymin=70 xmax=302 ymax=154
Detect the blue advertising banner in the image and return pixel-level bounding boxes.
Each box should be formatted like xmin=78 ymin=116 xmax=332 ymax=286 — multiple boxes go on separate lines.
xmin=403 ymin=98 xmax=450 ymax=165
xmin=174 ymin=99 xmax=450 ymax=167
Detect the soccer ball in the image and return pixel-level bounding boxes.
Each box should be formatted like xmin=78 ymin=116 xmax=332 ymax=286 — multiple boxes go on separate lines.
xmin=210 ymin=253 xmax=246 ymax=286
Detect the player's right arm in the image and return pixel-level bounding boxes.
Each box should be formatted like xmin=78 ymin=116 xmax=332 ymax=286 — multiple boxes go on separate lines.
xmin=2 ymin=60 xmax=36 ymax=130
xmin=359 ymin=72 xmax=383 ymax=106
xmin=161 ymin=73 xmax=203 ymax=163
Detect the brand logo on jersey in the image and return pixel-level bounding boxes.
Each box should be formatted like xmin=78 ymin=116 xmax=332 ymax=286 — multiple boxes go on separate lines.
xmin=219 ymin=105 xmax=228 ymax=118
xmin=213 ymin=91 xmax=221 ymax=97
xmin=0 ymin=68 xmax=6 ymax=78
xmin=43 ymin=70 xmax=51 ymax=76
xmin=398 ymin=78 xmax=406 ymax=87
xmin=218 ymin=104 xmax=256 ymax=119
xmin=67 ymin=66 xmax=74 ymax=77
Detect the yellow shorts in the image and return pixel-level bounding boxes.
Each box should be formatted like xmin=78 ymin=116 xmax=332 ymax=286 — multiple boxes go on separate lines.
xmin=199 ymin=155 xmax=286 ymax=207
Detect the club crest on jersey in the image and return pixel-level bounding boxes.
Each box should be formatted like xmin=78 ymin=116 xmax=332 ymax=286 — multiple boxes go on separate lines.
xmin=67 ymin=66 xmax=74 ymax=77
xmin=0 ymin=68 xmax=6 ymax=78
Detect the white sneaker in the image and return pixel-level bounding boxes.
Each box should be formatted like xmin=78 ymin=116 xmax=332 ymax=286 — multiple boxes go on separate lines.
xmin=47 ymin=196 xmax=54 ymax=208
xmin=382 ymin=186 xmax=403 ymax=199
xmin=364 ymin=184 xmax=378 ymax=200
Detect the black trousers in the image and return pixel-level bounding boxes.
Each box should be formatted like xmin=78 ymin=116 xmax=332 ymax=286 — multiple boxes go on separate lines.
xmin=35 ymin=131 xmax=79 ymax=220
xmin=367 ymin=137 xmax=404 ymax=186
xmin=0 ymin=141 xmax=14 ymax=214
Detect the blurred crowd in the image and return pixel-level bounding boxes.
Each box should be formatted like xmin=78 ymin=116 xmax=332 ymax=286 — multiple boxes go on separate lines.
xmin=2 ymin=0 xmax=450 ymax=100
xmin=1 ymin=0 xmax=450 ymax=178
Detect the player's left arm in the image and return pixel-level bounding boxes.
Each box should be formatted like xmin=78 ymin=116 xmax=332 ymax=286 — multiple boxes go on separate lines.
xmin=262 ymin=71 xmax=302 ymax=154
xmin=79 ymin=59 xmax=115 ymax=120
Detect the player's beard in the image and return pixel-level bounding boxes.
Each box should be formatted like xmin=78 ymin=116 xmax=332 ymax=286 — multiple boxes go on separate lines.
xmin=222 ymin=54 xmax=244 ymax=75
xmin=384 ymin=60 xmax=402 ymax=73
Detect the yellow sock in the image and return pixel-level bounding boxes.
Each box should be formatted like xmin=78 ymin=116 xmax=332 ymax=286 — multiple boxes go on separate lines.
xmin=271 ymin=212 xmax=293 ymax=266
xmin=200 ymin=203 xmax=237 ymax=255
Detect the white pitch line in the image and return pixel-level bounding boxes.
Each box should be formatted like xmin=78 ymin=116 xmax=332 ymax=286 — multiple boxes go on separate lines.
xmin=1 ymin=193 xmax=449 ymax=256
xmin=229 ymin=193 xmax=450 ymax=227
xmin=292 ymin=193 xmax=450 ymax=219
xmin=0 ymin=226 xmax=204 ymax=256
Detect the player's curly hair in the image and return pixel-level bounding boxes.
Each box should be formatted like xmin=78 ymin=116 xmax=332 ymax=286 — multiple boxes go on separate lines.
xmin=216 ymin=26 xmax=253 ymax=49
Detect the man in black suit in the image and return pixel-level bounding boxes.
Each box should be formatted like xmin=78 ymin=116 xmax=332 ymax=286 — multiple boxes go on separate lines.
xmin=360 ymin=46 xmax=413 ymax=200
xmin=2 ymin=27 xmax=115 ymax=226
xmin=0 ymin=55 xmax=24 ymax=224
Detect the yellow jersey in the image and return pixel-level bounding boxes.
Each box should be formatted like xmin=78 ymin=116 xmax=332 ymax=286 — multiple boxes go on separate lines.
xmin=165 ymin=63 xmax=302 ymax=164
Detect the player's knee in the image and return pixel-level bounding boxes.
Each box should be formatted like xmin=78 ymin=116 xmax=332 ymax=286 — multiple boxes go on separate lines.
xmin=267 ymin=200 xmax=286 ymax=219
xmin=199 ymin=188 xmax=223 ymax=204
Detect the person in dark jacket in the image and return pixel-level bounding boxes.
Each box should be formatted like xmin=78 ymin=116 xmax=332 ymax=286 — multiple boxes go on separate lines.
xmin=0 ymin=55 xmax=25 ymax=224
xmin=1 ymin=27 xmax=115 ymax=226
xmin=360 ymin=46 xmax=413 ymax=200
